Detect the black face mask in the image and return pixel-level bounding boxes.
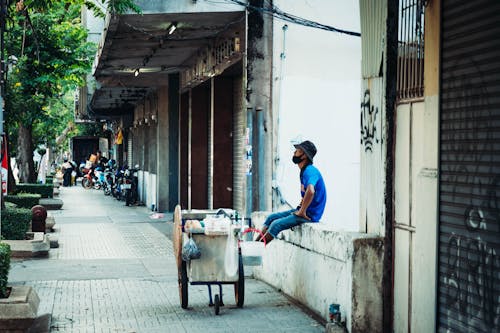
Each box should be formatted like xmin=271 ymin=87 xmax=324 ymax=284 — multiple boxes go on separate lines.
xmin=292 ymin=154 xmax=305 ymax=164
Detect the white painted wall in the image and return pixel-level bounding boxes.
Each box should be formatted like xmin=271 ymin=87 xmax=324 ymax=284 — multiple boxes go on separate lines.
xmin=272 ymin=0 xmax=361 ymax=231
xmin=138 ymin=170 xmax=157 ymax=210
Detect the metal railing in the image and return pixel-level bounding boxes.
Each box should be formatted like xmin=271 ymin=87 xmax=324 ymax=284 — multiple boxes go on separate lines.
xmin=397 ymin=0 xmax=425 ymax=101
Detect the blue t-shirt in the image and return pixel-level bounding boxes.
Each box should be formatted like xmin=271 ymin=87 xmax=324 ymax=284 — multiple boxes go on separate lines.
xmin=300 ymin=165 xmax=327 ymax=222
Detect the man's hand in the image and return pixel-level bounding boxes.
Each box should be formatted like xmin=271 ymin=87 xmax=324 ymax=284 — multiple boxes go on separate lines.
xmin=294 ymin=209 xmax=311 ymax=220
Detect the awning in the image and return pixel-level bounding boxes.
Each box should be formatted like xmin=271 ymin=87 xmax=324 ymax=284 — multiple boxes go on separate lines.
xmin=89 ymin=10 xmax=245 ymax=115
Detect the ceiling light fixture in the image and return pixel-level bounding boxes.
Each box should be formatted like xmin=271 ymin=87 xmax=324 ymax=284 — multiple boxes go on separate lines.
xmin=168 ymin=22 xmax=177 ymax=35
xmin=134 ymin=68 xmax=140 ymax=77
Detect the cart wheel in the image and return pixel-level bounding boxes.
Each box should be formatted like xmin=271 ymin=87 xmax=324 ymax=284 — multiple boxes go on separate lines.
xmin=214 ymin=294 xmax=220 ymax=315
xmin=234 ymin=254 xmax=245 ymax=307
xmin=179 ymin=260 xmax=188 ymax=309
xmin=173 ymin=205 xmax=182 ymax=270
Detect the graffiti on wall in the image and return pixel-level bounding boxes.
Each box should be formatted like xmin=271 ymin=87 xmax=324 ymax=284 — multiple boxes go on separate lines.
xmin=443 ymin=176 xmax=500 ymax=329
xmin=440 ymin=58 xmax=500 ymax=331
xmin=360 ymin=89 xmax=379 ymax=152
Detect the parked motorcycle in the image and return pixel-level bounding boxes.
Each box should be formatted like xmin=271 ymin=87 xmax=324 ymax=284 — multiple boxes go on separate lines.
xmin=102 ymin=160 xmax=117 ymax=196
xmin=81 ymin=166 xmax=104 ymax=190
xmin=123 ymin=165 xmax=140 ymax=206
xmin=112 ymin=167 xmax=126 ymax=200
xmin=81 ymin=168 xmax=94 ymax=189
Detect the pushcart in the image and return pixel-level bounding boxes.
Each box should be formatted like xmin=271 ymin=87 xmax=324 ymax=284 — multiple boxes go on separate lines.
xmin=173 ymin=205 xmax=245 ymax=315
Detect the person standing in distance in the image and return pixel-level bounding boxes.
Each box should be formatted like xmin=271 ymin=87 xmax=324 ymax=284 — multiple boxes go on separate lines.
xmin=258 ymin=140 xmax=327 ymax=243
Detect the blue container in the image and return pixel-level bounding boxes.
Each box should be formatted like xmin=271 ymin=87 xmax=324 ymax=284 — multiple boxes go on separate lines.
xmin=329 ymin=303 xmax=341 ymax=323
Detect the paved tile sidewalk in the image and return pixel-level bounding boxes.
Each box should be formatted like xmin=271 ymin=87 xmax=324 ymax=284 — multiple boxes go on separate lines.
xmin=9 ymin=186 xmax=324 ymax=333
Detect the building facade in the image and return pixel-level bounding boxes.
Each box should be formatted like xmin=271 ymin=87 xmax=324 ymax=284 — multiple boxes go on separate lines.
xmin=360 ymin=0 xmax=500 ymax=332
xmin=81 ymin=0 xmax=499 ymax=332
xmin=81 ymin=0 xmax=261 ymax=213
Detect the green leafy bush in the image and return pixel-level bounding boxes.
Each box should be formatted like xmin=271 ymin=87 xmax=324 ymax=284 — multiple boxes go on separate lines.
xmin=16 ymin=183 xmax=53 ymax=198
xmin=0 ymin=207 xmax=32 ymax=240
xmin=4 ymin=202 xmax=17 ymax=209
xmin=0 ymin=243 xmax=11 ymax=298
xmin=4 ymin=193 xmax=41 ymax=209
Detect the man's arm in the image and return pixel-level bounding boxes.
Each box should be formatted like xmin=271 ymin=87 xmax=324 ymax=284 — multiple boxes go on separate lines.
xmin=295 ymin=184 xmax=315 ymax=220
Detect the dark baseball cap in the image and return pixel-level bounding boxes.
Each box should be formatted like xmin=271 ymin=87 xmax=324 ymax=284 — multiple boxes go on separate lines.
xmin=294 ymin=140 xmax=317 ymax=162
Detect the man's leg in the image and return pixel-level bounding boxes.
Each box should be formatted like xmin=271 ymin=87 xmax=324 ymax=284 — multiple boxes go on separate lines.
xmin=264 ymin=212 xmax=308 ymax=244
xmin=257 ymin=209 xmax=295 ymax=241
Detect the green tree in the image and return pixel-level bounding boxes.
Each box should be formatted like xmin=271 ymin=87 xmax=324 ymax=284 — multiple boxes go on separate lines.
xmin=4 ymin=0 xmax=140 ymax=183
xmin=5 ymin=2 xmax=95 ymax=183
xmin=21 ymin=0 xmax=141 ymax=16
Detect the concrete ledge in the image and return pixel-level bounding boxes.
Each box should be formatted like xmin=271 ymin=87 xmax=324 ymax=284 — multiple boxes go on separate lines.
xmin=39 ymin=198 xmax=63 ymax=210
xmin=0 ymin=286 xmax=40 ymax=332
xmin=252 ymin=212 xmax=383 ymax=333
xmin=3 ymin=232 xmax=50 ymax=258
xmin=326 ymin=323 xmax=347 ymax=333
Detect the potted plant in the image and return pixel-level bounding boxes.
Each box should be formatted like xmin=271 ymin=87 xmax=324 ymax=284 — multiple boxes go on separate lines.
xmin=0 ymin=242 xmax=41 ymax=331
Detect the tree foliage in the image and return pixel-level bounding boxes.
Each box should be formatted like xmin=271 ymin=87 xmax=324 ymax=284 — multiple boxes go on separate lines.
xmin=5 ymin=1 xmax=96 ymax=163
xmin=20 ymin=0 xmax=142 ymax=16
xmin=4 ymin=0 xmax=140 ymax=183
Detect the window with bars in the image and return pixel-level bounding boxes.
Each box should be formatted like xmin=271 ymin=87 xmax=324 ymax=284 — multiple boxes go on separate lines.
xmin=397 ymin=0 xmax=425 ymax=101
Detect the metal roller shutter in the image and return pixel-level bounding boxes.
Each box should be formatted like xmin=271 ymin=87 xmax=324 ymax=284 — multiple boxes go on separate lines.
xmin=438 ymin=1 xmax=500 ymax=332
xmin=233 ymin=75 xmax=245 ymax=213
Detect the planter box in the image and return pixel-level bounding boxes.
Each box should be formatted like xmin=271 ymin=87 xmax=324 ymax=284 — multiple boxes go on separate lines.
xmin=2 ymin=232 xmax=50 ymax=258
xmin=39 ymin=199 xmax=63 ymax=210
xmin=0 ymin=286 xmax=40 ymax=333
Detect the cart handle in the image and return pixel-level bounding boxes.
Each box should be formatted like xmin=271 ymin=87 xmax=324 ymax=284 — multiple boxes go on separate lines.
xmin=240 ymin=227 xmax=267 ymax=246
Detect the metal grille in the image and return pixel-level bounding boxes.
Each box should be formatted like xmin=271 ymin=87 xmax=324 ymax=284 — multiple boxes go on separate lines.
xmin=438 ymin=1 xmax=500 ymax=332
xmin=397 ymin=0 xmax=425 ymax=100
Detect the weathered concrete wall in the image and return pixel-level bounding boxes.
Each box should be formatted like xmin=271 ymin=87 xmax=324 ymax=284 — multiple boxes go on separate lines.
xmin=351 ymin=237 xmax=384 ymax=332
xmin=252 ymin=212 xmax=383 ymax=333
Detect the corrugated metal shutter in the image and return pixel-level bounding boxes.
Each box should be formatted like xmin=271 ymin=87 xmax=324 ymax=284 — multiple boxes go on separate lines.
xmin=438 ymin=1 xmax=500 ymax=332
xmin=359 ymin=0 xmax=386 ymax=79
xmin=233 ymin=75 xmax=245 ymax=213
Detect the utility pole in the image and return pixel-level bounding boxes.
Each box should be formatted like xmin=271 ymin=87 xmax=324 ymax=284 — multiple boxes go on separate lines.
xmin=0 ymin=0 xmax=6 ymax=236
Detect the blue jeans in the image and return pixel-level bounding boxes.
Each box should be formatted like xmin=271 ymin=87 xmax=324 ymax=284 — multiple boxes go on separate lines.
xmin=263 ymin=209 xmax=310 ymax=238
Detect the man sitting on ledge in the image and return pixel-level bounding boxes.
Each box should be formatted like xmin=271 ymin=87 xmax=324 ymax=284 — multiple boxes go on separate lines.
xmin=258 ymin=140 xmax=327 ymax=244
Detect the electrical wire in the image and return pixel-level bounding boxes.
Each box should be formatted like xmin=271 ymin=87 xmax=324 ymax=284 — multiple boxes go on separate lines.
xmin=222 ymin=0 xmax=361 ymax=37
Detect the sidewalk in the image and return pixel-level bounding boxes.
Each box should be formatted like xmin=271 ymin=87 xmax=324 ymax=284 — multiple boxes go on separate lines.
xmin=9 ymin=185 xmax=325 ymax=333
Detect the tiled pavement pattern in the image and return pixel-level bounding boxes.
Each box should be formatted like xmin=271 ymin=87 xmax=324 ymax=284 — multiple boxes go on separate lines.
xmin=9 ymin=186 xmax=324 ymax=332
xmin=49 ymin=223 xmax=171 ymax=259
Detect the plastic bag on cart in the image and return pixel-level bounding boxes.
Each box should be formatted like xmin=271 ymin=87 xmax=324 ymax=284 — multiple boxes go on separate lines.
xmin=224 ymin=225 xmax=239 ymax=278
xmin=182 ymin=237 xmax=201 ymax=261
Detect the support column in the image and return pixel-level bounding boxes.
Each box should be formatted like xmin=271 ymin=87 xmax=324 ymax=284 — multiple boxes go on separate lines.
xmin=157 ymin=85 xmax=169 ymax=212
xmin=246 ymin=0 xmax=273 ymax=212
xmin=168 ymin=74 xmax=180 ymax=211
xmin=359 ymin=0 xmax=398 ymax=331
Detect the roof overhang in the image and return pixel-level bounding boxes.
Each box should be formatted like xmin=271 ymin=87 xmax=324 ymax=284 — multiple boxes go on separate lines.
xmin=90 ymin=10 xmax=245 ymax=115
